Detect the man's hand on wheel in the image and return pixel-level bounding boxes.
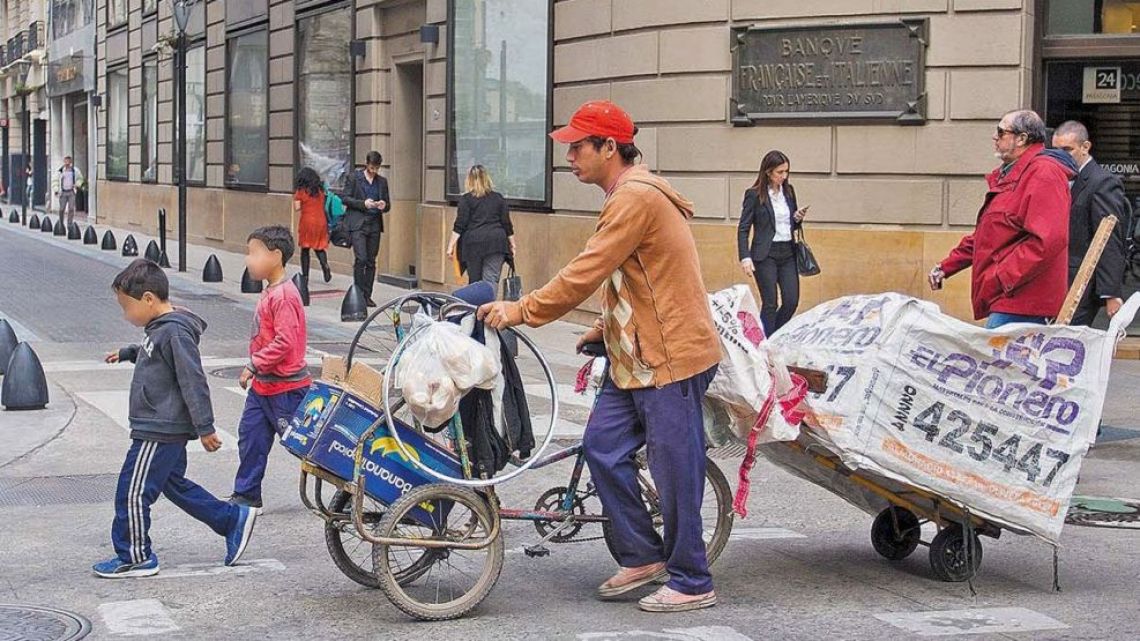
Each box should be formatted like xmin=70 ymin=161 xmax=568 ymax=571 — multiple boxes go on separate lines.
xmin=477 ymin=301 xmax=523 ymax=330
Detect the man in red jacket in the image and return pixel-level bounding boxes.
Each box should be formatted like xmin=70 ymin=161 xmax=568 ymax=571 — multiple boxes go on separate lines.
xmin=929 ymin=109 xmax=1077 ymax=328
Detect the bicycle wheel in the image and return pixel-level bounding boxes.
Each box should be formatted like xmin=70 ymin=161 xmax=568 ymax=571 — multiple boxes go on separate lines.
xmin=602 ymin=454 xmax=734 ymax=567
xmin=373 ymin=483 xmax=504 ymax=621
xmin=324 ymin=490 xmax=436 ymax=588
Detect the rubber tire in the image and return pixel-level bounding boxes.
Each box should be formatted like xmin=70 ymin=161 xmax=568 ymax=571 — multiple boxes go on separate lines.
xmin=324 ymin=490 xmax=436 ymax=588
xmin=929 ymin=527 xmax=983 ymax=582
xmin=602 ymin=455 xmax=734 ymax=568
xmin=373 ymin=484 xmax=504 ymax=621
xmin=871 ymin=507 xmax=921 ymax=561
xmin=324 ymin=489 xmax=383 ymax=588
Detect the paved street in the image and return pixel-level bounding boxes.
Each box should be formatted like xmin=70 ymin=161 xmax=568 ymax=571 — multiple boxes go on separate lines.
xmin=1 ymin=219 xmax=1139 ymax=641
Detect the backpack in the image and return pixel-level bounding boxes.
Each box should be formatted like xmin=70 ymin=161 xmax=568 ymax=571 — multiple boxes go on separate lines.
xmin=323 ymin=182 xmax=352 ymax=248
xmin=323 ymin=182 xmax=346 ymax=227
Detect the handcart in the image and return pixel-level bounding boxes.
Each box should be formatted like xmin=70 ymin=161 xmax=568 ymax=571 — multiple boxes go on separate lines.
xmin=286 ymin=292 xmax=734 ymax=621
xmin=753 ymin=219 xmax=1138 ymax=587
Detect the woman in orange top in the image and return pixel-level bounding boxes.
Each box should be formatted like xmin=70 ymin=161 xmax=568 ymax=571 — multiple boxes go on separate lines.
xmin=294 ymin=167 xmax=331 ymax=286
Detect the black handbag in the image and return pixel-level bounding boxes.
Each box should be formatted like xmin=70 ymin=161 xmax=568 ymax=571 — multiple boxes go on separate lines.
xmin=329 ymin=220 xmax=352 ymax=248
xmin=795 ymin=228 xmax=821 ymax=277
xmin=501 ymin=257 xmax=522 ymax=358
xmin=502 ymin=258 xmax=522 ymax=301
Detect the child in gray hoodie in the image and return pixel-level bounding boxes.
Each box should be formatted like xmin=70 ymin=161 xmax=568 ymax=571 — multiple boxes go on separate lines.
xmin=92 ymin=259 xmax=257 ymax=578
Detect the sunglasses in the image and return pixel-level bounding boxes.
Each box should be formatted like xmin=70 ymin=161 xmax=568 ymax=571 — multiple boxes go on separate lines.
xmin=995 ymin=126 xmax=1018 ymax=138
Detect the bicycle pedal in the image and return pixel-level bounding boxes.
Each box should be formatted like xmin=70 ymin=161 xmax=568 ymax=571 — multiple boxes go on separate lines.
xmin=524 ymin=545 xmax=551 ymax=558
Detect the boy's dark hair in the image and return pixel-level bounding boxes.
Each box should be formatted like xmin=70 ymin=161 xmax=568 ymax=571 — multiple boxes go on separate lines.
xmin=248 ymin=225 xmax=295 ymax=266
xmin=112 ymin=259 xmax=170 ymax=301
xmin=365 ymin=151 xmax=383 ymax=167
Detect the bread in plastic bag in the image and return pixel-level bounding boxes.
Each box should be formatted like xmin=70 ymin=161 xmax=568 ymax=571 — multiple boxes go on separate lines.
xmin=395 ymin=314 xmax=501 ymax=427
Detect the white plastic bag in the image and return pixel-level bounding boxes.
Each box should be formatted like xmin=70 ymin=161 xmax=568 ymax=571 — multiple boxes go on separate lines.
xmin=705 ymin=285 xmax=799 ymax=444
xmin=394 ymin=314 xmax=501 ymax=426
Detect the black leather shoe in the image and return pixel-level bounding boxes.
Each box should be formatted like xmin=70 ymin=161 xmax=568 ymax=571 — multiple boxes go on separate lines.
xmin=365 ymin=297 xmax=377 ymax=307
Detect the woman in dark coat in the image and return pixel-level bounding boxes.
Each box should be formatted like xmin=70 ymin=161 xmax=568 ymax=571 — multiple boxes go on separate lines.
xmin=737 ymin=150 xmax=811 ymax=336
xmin=447 ymin=165 xmax=516 ymax=287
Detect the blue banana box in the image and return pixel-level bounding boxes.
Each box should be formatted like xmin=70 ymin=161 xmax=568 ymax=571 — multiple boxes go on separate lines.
xmin=308 ymin=391 xmax=462 ymax=526
xmin=281 ymin=380 xmax=344 ymax=459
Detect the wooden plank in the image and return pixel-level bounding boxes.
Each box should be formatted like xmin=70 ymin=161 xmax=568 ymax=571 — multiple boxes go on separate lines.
xmin=788 ymin=366 xmax=829 ymax=394
xmin=1056 ymin=215 xmax=1117 ymax=326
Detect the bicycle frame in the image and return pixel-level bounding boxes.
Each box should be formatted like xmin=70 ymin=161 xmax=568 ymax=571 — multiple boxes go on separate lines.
xmin=498 ymin=443 xmax=608 ymax=525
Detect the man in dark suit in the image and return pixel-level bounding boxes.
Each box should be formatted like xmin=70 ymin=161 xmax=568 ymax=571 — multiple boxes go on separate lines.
xmin=339 ymin=151 xmax=391 ymax=306
xmin=1052 ymin=121 xmax=1128 ymax=326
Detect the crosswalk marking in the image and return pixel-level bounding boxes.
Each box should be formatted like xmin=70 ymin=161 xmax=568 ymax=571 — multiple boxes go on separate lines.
xmin=98 ymin=598 xmax=180 ymax=636
xmin=76 ymin=390 xmax=237 ymax=451
xmin=150 ymin=558 xmax=285 ymax=579
xmin=874 ymin=607 xmax=1068 ymax=636
xmin=729 ymin=527 xmax=807 ymax=540
xmin=43 ymin=356 xmax=252 ymax=373
xmin=579 ymin=627 xmax=754 ymax=641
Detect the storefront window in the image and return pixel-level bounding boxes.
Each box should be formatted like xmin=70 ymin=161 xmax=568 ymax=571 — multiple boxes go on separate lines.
xmin=297 ymin=6 xmax=353 ymax=190
xmin=186 ymin=44 xmax=206 ymax=183
xmin=225 ymin=30 xmax=269 ymax=188
xmin=448 ymin=0 xmax=551 ymax=204
xmin=107 ymin=0 xmax=126 ymax=29
xmin=1047 ymin=0 xmax=1140 ymax=36
xmin=141 ymin=59 xmax=157 ymax=182
xmin=106 ymin=66 xmax=128 ymax=180
xmin=52 ymin=0 xmax=93 ymax=39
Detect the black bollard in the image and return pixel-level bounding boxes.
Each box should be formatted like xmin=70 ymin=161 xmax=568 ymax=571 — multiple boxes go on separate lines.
xmin=144 ymin=240 xmax=161 ymax=263
xmin=202 ymin=255 xmax=223 ymax=282
xmin=67 ymin=221 xmax=81 ymax=240
xmin=122 ymin=234 xmax=139 ymax=257
xmin=8 ymin=210 xmax=18 ymax=223
xmin=102 ymin=230 xmax=118 ymax=251
xmin=0 ymin=319 xmax=17 ymax=376
xmin=158 ymin=251 xmax=171 ymax=269
xmin=84 ymin=226 xmax=98 ymax=245
xmin=41 ymin=216 xmax=54 ymax=233
xmin=1 ymin=343 xmax=50 ymax=411
xmin=53 ymin=217 xmax=66 ymax=236
xmin=28 ymin=214 xmax=39 ymax=229
xmin=291 ymin=272 xmax=310 ymax=307
xmin=240 ymin=267 xmax=263 ymax=294
xmin=340 ymin=285 xmax=368 ymax=322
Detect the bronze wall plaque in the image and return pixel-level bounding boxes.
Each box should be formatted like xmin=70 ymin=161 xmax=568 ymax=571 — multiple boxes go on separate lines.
xmin=731 ymin=19 xmax=928 ymax=125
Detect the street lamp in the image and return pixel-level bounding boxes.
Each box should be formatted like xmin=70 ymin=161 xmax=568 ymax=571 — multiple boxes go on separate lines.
xmin=170 ymin=0 xmax=199 ymax=272
xmin=14 ymin=60 xmax=31 ymax=226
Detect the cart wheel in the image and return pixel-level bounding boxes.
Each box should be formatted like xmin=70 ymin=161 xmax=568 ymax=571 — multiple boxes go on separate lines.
xmin=533 ymin=486 xmax=593 ymax=543
xmin=602 ymin=454 xmax=734 ymax=568
xmin=373 ymin=483 xmax=504 ymax=621
xmin=929 ymin=527 xmax=983 ymax=582
xmin=324 ymin=490 xmax=437 ymax=589
xmin=871 ymin=507 xmax=921 ymax=561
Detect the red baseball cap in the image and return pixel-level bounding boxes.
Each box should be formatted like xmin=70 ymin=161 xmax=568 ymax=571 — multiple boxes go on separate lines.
xmin=550 ymin=100 xmax=636 ymax=144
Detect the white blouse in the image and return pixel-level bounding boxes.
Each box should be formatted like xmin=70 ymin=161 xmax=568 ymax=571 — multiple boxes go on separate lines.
xmin=769 ymin=187 xmax=793 ymax=242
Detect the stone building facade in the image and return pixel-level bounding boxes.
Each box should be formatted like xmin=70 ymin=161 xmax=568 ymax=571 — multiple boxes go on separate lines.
xmin=91 ymin=0 xmax=1140 ymax=324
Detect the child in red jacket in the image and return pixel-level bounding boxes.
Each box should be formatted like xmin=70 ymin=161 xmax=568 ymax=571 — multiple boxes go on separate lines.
xmin=230 ymin=225 xmax=311 ymax=511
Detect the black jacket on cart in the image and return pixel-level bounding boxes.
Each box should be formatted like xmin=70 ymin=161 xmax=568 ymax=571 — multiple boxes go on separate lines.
xmin=459 ymin=333 xmax=535 ymax=477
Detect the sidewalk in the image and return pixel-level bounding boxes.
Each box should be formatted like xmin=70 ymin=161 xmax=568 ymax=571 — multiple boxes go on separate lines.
xmin=0 ymin=380 xmax=76 ymax=470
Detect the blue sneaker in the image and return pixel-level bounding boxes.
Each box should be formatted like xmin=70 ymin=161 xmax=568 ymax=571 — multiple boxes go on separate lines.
xmin=92 ymin=553 xmax=160 ymax=579
xmin=224 ymin=504 xmax=258 ymax=566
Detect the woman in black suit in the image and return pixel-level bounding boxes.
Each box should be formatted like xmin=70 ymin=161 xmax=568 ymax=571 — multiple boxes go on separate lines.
xmin=737 ymin=150 xmax=810 ymax=336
